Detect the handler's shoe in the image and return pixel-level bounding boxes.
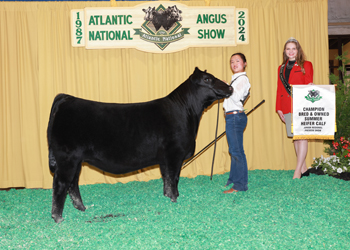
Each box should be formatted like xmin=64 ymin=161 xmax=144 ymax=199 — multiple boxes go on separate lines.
xmin=223 ymin=188 xmax=238 ymax=194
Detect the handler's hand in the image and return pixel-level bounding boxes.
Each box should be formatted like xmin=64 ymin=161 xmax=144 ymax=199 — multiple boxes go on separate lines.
xmin=308 ymin=82 xmax=314 ymax=85
xmin=277 ymin=110 xmax=285 ymax=123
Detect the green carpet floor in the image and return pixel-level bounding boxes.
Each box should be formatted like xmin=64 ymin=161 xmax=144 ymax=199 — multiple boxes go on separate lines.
xmin=1 ymin=170 xmax=349 ymax=249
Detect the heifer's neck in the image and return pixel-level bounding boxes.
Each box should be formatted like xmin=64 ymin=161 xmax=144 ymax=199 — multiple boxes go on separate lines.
xmin=168 ymin=80 xmax=208 ymax=127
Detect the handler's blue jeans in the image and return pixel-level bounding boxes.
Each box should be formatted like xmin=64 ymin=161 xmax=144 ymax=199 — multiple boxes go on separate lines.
xmin=225 ymin=112 xmax=248 ymax=191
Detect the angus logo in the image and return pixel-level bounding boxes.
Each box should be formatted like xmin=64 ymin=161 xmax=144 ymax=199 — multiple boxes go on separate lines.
xmin=134 ymin=4 xmax=190 ymax=50
xmin=305 ymin=89 xmax=322 ymax=103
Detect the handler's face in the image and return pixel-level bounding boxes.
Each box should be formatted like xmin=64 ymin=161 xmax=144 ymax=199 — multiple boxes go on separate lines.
xmin=230 ymin=55 xmax=246 ymax=74
xmin=285 ymin=42 xmax=298 ymax=61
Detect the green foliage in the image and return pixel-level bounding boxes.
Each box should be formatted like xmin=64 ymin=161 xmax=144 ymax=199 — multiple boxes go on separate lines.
xmin=310 ymin=50 xmax=350 ymax=176
xmin=324 ymin=50 xmax=350 ymax=156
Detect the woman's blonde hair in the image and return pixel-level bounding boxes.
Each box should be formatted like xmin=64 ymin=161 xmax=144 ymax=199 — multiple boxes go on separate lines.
xmin=282 ymin=38 xmax=307 ymax=74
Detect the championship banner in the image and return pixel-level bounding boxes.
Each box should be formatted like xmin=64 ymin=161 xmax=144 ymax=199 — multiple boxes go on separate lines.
xmin=71 ymin=2 xmax=249 ymax=53
xmin=292 ymin=85 xmax=336 ymax=140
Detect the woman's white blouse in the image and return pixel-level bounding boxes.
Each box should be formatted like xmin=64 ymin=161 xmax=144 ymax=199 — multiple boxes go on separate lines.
xmin=223 ymin=72 xmax=251 ymax=112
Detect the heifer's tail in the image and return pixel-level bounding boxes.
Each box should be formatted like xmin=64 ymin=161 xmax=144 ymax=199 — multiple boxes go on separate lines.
xmin=48 ymin=149 xmax=57 ymax=173
xmin=47 ymin=94 xmax=70 ymax=173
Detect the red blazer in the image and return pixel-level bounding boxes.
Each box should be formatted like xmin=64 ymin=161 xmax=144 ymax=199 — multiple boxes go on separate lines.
xmin=275 ymin=60 xmax=313 ymax=114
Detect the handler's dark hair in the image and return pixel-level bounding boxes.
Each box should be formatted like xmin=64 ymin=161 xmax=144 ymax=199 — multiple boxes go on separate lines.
xmin=231 ymin=52 xmax=247 ymax=63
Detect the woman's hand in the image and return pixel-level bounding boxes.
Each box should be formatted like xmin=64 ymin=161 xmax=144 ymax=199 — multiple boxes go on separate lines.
xmin=277 ymin=110 xmax=285 ymax=123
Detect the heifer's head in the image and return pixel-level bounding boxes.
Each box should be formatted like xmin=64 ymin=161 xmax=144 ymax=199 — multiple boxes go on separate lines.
xmin=166 ymin=5 xmax=183 ymax=21
xmin=190 ymin=67 xmax=233 ymax=107
xmin=143 ymin=7 xmax=155 ymax=21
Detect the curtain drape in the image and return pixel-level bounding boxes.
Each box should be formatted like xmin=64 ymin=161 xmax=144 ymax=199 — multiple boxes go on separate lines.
xmin=0 ymin=0 xmax=328 ymax=188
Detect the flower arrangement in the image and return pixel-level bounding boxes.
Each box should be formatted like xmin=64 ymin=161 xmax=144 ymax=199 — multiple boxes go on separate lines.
xmin=310 ymin=50 xmax=350 ymax=179
xmin=311 ymin=136 xmax=350 ymax=176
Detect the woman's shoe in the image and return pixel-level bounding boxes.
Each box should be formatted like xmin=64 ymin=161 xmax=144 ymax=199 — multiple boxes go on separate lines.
xmin=223 ymin=188 xmax=238 ymax=194
xmin=301 ymin=170 xmax=310 ymax=178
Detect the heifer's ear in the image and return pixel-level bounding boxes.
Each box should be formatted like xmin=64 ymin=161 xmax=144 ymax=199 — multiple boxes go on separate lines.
xmin=190 ymin=67 xmax=201 ymax=83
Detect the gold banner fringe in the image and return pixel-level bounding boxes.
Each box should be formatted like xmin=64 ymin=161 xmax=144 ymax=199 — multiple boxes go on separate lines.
xmin=293 ymin=135 xmax=334 ymax=140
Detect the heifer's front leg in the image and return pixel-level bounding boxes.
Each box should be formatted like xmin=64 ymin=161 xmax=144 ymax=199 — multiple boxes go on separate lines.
xmin=160 ymin=162 xmax=181 ymax=202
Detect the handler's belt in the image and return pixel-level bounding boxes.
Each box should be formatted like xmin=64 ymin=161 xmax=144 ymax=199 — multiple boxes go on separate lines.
xmin=226 ymin=110 xmax=244 ymax=115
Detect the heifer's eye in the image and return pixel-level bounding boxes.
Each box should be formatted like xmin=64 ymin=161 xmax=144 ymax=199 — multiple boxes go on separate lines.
xmin=204 ymin=78 xmax=211 ymax=83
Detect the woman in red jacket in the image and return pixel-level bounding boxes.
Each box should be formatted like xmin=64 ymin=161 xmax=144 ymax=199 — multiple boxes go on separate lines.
xmin=276 ymin=37 xmax=313 ymax=179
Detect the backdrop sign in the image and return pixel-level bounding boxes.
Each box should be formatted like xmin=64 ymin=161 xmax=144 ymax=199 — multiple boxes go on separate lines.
xmin=71 ymin=2 xmax=248 ymax=53
xmin=292 ymin=85 xmax=336 ymax=140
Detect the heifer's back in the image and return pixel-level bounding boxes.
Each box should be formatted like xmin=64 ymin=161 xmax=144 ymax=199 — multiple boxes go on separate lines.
xmin=47 ymin=67 xmax=232 ymax=223
xmin=48 ymin=93 xmax=187 ymax=175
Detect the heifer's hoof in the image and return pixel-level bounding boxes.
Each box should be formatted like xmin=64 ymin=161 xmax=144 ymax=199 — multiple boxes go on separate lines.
xmin=164 ymin=193 xmax=177 ymax=202
xmin=52 ymin=214 xmax=64 ymax=223
xmin=73 ymin=204 xmax=86 ymax=212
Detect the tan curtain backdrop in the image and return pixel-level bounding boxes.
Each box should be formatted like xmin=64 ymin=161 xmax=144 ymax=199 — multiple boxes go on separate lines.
xmin=0 ymin=0 xmax=328 ymax=189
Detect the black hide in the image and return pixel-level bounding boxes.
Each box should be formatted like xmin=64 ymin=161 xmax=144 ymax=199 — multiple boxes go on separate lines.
xmin=47 ymin=67 xmax=233 ymax=223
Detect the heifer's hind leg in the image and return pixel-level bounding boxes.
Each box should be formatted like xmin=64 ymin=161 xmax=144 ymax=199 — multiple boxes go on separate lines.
xmin=160 ymin=161 xmax=182 ymax=202
xmin=51 ymin=160 xmax=79 ymax=223
xmin=51 ymin=173 xmax=69 ymax=223
xmin=68 ymin=164 xmax=86 ymax=212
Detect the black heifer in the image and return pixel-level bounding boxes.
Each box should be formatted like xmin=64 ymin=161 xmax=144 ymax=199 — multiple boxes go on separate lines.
xmin=47 ymin=67 xmax=233 ymax=223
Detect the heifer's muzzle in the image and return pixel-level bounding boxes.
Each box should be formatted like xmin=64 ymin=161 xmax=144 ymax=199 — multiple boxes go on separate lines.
xmin=217 ymin=86 xmax=233 ymax=98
